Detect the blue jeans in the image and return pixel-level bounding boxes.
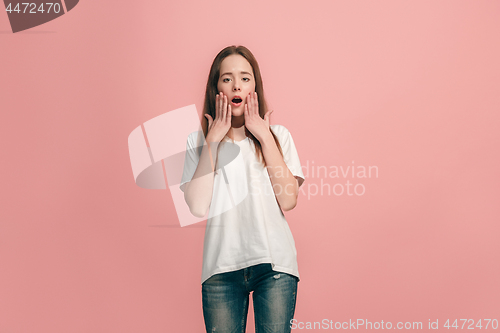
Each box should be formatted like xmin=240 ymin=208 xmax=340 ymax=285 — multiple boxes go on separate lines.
xmin=202 ymin=263 xmax=298 ymax=333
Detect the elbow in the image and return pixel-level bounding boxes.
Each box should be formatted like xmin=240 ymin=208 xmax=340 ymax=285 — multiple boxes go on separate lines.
xmin=281 ymin=198 xmax=297 ymax=212
xmin=186 ymin=201 xmax=208 ymax=218
xmin=184 ymin=189 xmax=208 ymax=218
xmin=280 ymin=183 xmax=299 ymax=211
xmin=279 ymin=180 xmax=299 ymax=212
xmin=190 ymin=204 xmax=208 ymax=218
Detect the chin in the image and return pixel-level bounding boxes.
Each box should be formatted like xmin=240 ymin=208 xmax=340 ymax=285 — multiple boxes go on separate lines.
xmin=232 ymin=110 xmax=244 ymax=117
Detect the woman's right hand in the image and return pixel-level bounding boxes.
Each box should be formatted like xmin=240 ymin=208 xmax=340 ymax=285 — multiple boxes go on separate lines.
xmin=204 ymin=92 xmax=232 ymax=143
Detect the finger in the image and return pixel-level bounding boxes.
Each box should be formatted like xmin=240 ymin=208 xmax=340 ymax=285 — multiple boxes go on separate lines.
xmin=223 ymin=94 xmax=228 ymax=120
xmin=253 ymin=92 xmax=259 ymax=115
xmin=264 ymin=109 xmax=273 ymax=121
xmin=205 ymin=113 xmax=213 ymax=128
xmin=215 ymin=94 xmax=220 ymax=119
xmin=219 ymin=92 xmax=226 ymax=117
xmin=247 ymin=94 xmax=253 ymax=115
xmin=221 ymin=96 xmax=227 ymax=122
xmin=221 ymin=92 xmax=226 ymax=119
xmin=227 ymin=104 xmax=231 ymax=123
xmin=251 ymin=92 xmax=257 ymax=115
xmin=218 ymin=92 xmax=224 ymax=119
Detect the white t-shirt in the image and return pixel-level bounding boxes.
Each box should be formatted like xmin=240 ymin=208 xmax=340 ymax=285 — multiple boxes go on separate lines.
xmin=180 ymin=124 xmax=305 ymax=284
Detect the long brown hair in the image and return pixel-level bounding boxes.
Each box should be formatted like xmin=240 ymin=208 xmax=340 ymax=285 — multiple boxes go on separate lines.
xmin=201 ymin=45 xmax=283 ymax=165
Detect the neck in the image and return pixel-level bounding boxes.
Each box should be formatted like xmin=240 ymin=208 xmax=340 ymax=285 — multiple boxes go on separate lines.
xmin=229 ymin=115 xmax=246 ymax=139
xmin=231 ymin=114 xmax=245 ymax=128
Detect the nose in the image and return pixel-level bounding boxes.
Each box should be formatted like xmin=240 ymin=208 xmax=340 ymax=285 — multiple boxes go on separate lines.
xmin=232 ymin=82 xmax=241 ymax=91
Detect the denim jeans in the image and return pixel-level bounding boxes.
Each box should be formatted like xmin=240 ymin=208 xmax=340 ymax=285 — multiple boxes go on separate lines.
xmin=202 ymin=263 xmax=298 ymax=333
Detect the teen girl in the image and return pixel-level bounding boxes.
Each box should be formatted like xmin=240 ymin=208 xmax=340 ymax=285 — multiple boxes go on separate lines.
xmin=180 ymin=45 xmax=305 ymax=333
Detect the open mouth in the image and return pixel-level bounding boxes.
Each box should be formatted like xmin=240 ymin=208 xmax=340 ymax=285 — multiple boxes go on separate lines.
xmin=231 ymin=97 xmax=243 ymax=106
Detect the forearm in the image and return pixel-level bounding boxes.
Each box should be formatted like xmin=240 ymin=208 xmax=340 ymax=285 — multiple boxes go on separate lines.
xmin=184 ymin=141 xmax=219 ymax=217
xmin=260 ymin=132 xmax=298 ymax=211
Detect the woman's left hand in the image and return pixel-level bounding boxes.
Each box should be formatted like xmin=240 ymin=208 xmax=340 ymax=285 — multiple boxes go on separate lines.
xmin=244 ymin=92 xmax=273 ymax=141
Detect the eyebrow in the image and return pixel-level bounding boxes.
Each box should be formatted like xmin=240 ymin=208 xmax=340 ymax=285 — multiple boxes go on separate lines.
xmin=220 ymin=71 xmax=253 ymax=77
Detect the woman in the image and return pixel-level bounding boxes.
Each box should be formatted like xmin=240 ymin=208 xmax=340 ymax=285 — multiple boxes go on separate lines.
xmin=180 ymin=45 xmax=305 ymax=333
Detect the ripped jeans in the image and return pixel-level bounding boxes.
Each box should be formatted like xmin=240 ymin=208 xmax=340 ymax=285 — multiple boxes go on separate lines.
xmin=202 ymin=263 xmax=298 ymax=333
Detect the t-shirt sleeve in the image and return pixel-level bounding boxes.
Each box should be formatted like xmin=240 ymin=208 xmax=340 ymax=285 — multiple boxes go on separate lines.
xmin=179 ymin=131 xmax=201 ymax=192
xmin=273 ymin=125 xmax=305 ymax=188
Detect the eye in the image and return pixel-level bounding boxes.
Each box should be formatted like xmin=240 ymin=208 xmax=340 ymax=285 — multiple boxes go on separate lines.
xmin=222 ymin=78 xmax=231 ymax=83
xmin=242 ymin=78 xmax=250 ymax=82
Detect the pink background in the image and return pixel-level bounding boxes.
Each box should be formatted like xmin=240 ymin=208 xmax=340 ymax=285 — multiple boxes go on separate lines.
xmin=1 ymin=0 xmax=499 ymax=332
